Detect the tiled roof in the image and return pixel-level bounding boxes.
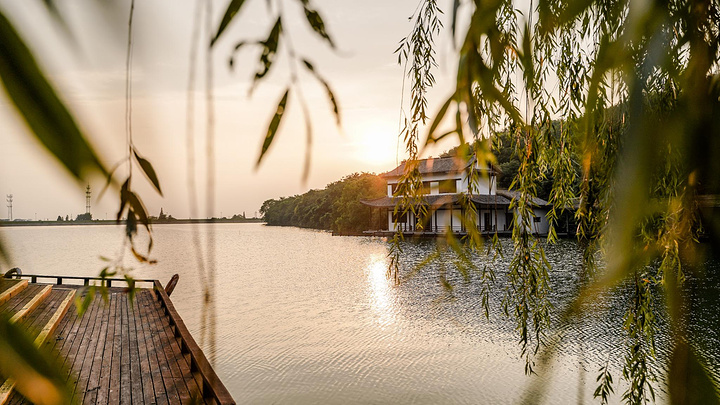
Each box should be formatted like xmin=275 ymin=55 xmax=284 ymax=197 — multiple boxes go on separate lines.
xmin=495 ymin=189 xmax=549 ymax=207
xmin=381 ymin=156 xmax=500 ymax=178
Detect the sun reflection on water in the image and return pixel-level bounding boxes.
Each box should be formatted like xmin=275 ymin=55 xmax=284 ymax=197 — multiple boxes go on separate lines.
xmin=365 ymin=253 xmax=396 ymax=327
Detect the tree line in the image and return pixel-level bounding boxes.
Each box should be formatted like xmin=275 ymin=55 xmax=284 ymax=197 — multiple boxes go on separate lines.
xmin=260 ymin=172 xmax=387 ymax=233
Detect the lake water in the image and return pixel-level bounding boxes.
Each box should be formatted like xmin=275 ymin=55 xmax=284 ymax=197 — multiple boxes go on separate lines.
xmin=2 ymin=223 xmax=719 ymax=404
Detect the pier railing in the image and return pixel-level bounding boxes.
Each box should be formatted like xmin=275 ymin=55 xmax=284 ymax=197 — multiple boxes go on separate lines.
xmin=5 ymin=274 xmax=156 ymax=287
xmin=153 ymin=280 xmax=236 ymax=405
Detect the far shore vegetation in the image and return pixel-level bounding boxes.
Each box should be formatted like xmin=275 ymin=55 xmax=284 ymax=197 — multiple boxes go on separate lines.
xmin=260 ymin=172 xmax=387 ymax=233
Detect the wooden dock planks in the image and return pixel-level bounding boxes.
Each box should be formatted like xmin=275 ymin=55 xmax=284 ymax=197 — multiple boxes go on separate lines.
xmin=2 ymin=282 xmax=232 ymax=404
xmin=0 ymin=288 xmax=75 ymax=405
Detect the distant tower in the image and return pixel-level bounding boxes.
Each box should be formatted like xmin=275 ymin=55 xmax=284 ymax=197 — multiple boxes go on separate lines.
xmin=85 ymin=184 xmax=91 ymax=214
xmin=6 ymin=194 xmax=12 ymax=220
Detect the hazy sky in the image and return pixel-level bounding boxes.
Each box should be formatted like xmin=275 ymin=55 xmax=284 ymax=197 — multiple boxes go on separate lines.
xmin=0 ymin=0 xmax=470 ymax=220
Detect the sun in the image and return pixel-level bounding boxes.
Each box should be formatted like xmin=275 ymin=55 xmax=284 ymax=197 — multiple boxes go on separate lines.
xmin=351 ymin=121 xmax=399 ymax=168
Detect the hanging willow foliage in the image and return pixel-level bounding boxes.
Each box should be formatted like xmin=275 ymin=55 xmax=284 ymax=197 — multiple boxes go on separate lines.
xmin=396 ymin=0 xmax=720 ymax=403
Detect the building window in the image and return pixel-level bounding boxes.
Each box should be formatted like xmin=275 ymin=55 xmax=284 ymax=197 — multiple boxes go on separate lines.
xmin=533 ymin=216 xmax=541 ymax=223
xmin=439 ymin=179 xmax=457 ymax=193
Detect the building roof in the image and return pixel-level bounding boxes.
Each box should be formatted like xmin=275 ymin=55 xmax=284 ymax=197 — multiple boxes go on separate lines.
xmin=361 ymin=193 xmax=512 ymax=208
xmin=495 ymin=189 xmax=549 ymax=207
xmin=381 ymin=156 xmax=499 ymax=178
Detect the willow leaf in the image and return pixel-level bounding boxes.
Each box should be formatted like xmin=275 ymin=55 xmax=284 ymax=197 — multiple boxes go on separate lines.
xmin=425 ymin=94 xmax=454 ymax=147
xmin=302 ymin=4 xmax=334 ymax=48
xmin=97 ymin=160 xmax=123 ymax=202
xmin=133 ymin=150 xmax=163 ymax=196
xmin=256 ymin=88 xmax=290 ymax=168
xmin=301 ymin=59 xmax=340 ymax=125
xmin=125 ymin=208 xmax=137 ymax=238
xmin=0 ymin=10 xmax=107 ymax=182
xmin=126 ymin=191 xmax=150 ymax=233
xmin=300 ymin=99 xmax=312 ymax=183
xmin=211 ymin=0 xmax=248 ymax=47
xmin=117 ymin=178 xmax=130 ymax=222
xmin=254 ymin=17 xmax=282 ymax=83
xmin=228 ymin=41 xmax=255 ymax=70
xmin=450 ymin=0 xmax=460 ymax=46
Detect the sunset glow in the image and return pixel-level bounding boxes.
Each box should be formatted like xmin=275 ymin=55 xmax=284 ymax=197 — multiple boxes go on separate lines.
xmin=351 ymin=121 xmax=400 ymax=169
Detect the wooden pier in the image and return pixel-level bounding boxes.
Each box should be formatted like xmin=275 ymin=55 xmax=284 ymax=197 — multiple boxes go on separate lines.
xmin=0 ymin=275 xmax=234 ymax=404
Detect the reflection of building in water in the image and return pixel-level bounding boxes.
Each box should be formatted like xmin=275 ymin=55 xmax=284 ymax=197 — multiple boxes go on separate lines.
xmin=361 ymin=157 xmax=552 ymax=235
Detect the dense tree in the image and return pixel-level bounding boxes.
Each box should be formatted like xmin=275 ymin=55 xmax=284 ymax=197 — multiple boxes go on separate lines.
xmin=260 ymin=173 xmax=386 ymax=232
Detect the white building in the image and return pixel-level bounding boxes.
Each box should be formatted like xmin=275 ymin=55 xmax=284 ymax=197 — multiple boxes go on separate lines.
xmin=361 ymin=156 xmax=551 ymax=235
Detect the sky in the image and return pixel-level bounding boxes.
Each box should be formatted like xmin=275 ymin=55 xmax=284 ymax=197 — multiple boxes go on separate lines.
xmin=0 ymin=0 xmax=471 ymax=220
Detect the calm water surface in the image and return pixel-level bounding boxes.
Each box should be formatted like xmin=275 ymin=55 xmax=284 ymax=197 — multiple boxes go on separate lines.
xmin=3 ymin=223 xmax=719 ymax=404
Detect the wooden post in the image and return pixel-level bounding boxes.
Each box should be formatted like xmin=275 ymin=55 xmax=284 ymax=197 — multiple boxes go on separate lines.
xmin=450 ymin=207 xmax=453 ymax=232
xmin=165 ymin=274 xmax=180 ymax=296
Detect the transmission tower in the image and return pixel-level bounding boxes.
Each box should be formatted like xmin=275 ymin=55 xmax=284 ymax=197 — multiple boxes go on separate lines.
xmin=6 ymin=194 xmax=12 ymax=221
xmin=85 ymin=184 xmax=91 ymax=214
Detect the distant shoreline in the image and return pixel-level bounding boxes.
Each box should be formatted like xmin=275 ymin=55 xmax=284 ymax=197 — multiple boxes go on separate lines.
xmin=0 ymin=218 xmax=265 ymax=227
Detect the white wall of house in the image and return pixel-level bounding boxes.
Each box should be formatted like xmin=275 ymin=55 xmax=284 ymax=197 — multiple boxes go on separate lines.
xmin=451 ymin=209 xmax=463 ymax=232
xmin=435 ymin=208 xmax=463 ymax=232
xmin=509 ymin=207 xmax=551 ymax=235
xmin=434 ymin=209 xmax=450 ymax=231
xmin=532 ymin=207 xmax=550 ymax=235
xmin=459 ymin=171 xmax=496 ymax=194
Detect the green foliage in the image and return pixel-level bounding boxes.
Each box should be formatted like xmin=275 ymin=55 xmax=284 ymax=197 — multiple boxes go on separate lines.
xmin=257 ymin=88 xmax=289 ymax=167
xmin=133 ymin=150 xmax=163 ymax=196
xmin=397 ymin=0 xmax=720 ymax=401
xmin=390 ymin=0 xmax=443 ymax=283
xmin=260 ymin=173 xmax=386 ymax=232
xmin=211 ymin=0 xmax=247 ymax=46
xmin=594 ymin=359 xmax=615 ymax=405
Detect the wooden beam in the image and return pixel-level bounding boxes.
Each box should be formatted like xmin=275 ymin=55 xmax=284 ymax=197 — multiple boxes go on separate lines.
xmin=34 ymin=289 xmax=76 ymax=346
xmin=9 ymin=285 xmax=51 ymax=324
xmin=0 ymin=279 xmax=27 ymax=305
